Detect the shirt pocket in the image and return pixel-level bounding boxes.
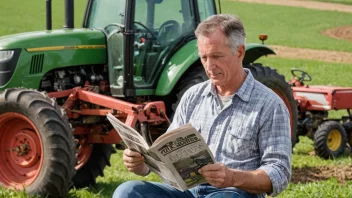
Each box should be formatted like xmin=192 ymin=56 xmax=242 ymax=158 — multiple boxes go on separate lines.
xmin=223 ymin=127 xmax=256 ymax=160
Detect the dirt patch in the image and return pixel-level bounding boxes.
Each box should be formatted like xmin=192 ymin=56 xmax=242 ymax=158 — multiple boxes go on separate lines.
xmin=269 ymin=45 xmax=352 ymax=64
xmin=322 ymin=26 xmax=352 ymax=42
xmin=231 ymin=0 xmax=352 ymax=13
xmin=292 ymin=166 xmax=352 ymax=184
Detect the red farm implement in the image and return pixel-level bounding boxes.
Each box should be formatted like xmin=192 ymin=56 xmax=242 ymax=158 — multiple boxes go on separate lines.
xmin=290 ymin=69 xmax=352 ymax=159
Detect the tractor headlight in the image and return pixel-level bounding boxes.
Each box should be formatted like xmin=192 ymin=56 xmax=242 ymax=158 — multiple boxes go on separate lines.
xmin=0 ymin=50 xmax=14 ymax=63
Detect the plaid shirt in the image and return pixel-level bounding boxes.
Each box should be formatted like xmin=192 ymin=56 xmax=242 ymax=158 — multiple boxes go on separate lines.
xmin=168 ymin=69 xmax=292 ymax=197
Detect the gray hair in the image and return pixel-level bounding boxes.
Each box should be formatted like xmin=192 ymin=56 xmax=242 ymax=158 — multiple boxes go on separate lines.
xmin=195 ymin=14 xmax=246 ymax=52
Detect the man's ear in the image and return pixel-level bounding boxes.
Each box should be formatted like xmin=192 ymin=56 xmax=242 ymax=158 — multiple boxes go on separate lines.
xmin=236 ymin=44 xmax=245 ymax=61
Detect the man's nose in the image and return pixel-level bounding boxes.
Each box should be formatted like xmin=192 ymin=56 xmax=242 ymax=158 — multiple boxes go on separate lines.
xmin=206 ymin=59 xmax=216 ymax=70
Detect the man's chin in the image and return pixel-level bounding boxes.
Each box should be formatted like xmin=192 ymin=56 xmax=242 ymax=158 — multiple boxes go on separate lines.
xmin=210 ymin=79 xmax=224 ymax=86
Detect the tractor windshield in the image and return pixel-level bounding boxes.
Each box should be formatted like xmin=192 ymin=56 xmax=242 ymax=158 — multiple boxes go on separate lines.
xmin=87 ymin=0 xmax=126 ymax=28
xmin=133 ymin=0 xmax=196 ymax=88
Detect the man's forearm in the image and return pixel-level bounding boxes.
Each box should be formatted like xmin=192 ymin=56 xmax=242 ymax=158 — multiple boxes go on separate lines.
xmin=231 ymin=169 xmax=272 ymax=194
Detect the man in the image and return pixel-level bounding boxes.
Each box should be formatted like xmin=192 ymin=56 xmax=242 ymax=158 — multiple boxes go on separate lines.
xmin=113 ymin=14 xmax=291 ymax=198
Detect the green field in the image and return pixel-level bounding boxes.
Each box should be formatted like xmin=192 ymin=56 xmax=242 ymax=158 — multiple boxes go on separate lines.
xmin=222 ymin=0 xmax=352 ymax=52
xmin=313 ymin=0 xmax=352 ymax=5
xmin=1 ymin=0 xmax=352 ymax=197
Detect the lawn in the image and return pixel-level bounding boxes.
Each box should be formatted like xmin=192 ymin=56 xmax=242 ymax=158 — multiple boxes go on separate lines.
xmin=1 ymin=0 xmax=352 ymax=197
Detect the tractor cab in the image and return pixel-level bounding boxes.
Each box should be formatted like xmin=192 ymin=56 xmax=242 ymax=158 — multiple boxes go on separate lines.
xmin=84 ymin=0 xmax=216 ymax=97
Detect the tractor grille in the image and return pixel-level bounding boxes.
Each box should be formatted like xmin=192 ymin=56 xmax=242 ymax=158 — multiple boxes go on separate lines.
xmin=30 ymin=54 xmax=44 ymax=74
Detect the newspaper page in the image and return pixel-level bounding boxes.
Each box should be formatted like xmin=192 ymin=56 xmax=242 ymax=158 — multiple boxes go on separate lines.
xmin=107 ymin=113 xmax=182 ymax=188
xmin=107 ymin=114 xmax=215 ymax=191
xmin=149 ymin=124 xmax=215 ymax=190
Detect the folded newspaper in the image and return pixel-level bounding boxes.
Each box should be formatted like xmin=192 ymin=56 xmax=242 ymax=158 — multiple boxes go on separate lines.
xmin=107 ymin=113 xmax=215 ymax=191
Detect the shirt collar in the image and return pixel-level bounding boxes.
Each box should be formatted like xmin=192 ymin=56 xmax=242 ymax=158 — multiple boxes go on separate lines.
xmin=201 ymin=68 xmax=255 ymax=102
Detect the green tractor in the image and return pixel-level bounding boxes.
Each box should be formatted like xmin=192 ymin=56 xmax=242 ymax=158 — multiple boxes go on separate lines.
xmin=0 ymin=0 xmax=297 ymax=196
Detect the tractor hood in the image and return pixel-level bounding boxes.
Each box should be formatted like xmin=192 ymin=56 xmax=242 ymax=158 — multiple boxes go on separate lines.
xmin=0 ymin=28 xmax=106 ymax=50
xmin=0 ymin=28 xmax=108 ymax=89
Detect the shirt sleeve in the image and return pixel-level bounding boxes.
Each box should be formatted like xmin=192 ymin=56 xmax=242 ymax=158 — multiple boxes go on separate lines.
xmin=257 ymin=102 xmax=292 ymax=197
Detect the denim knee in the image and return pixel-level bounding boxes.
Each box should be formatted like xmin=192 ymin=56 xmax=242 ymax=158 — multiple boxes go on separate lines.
xmin=205 ymin=191 xmax=245 ymax=198
xmin=113 ymin=180 xmax=144 ymax=198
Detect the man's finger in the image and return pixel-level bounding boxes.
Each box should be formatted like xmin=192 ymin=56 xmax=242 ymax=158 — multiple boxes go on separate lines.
xmin=198 ymin=163 xmax=222 ymax=172
xmin=123 ymin=155 xmax=144 ymax=163
xmin=200 ymin=170 xmax=222 ymax=179
xmin=124 ymin=161 xmax=144 ymax=168
xmin=124 ymin=149 xmax=142 ymax=157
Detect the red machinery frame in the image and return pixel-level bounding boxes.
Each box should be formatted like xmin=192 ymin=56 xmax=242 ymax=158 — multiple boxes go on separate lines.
xmin=292 ymin=85 xmax=352 ymax=112
xmin=48 ymin=87 xmax=170 ymax=144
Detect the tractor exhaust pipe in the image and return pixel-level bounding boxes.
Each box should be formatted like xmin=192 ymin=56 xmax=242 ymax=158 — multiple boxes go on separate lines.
xmin=64 ymin=0 xmax=74 ymax=29
xmin=46 ymin=0 xmax=52 ymax=30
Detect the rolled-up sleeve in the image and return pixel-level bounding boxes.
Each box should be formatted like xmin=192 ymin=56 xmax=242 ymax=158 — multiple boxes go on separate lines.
xmin=257 ymin=102 xmax=292 ymax=196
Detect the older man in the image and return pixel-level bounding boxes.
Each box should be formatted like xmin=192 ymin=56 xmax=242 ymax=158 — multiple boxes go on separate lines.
xmin=113 ymin=14 xmax=291 ymax=198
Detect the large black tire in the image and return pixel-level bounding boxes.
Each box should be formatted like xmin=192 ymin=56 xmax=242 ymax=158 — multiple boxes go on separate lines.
xmin=314 ymin=121 xmax=347 ymax=159
xmin=245 ymin=64 xmax=298 ymax=147
xmin=342 ymin=122 xmax=352 ymax=147
xmin=72 ymin=144 xmax=116 ymax=188
xmin=0 ymin=88 xmax=76 ymax=197
xmin=168 ymin=63 xmax=208 ymax=118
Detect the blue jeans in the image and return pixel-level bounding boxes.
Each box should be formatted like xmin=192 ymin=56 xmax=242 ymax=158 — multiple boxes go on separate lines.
xmin=113 ymin=181 xmax=257 ymax=198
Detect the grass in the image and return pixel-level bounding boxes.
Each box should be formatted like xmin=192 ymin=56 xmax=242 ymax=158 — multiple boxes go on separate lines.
xmin=222 ymin=0 xmax=352 ymax=52
xmin=0 ymin=0 xmax=86 ymax=36
xmin=277 ymin=179 xmax=352 ymax=198
xmin=256 ymin=56 xmax=352 ymax=87
xmin=1 ymin=0 xmax=352 ymax=197
xmin=310 ymin=0 xmax=352 ymax=5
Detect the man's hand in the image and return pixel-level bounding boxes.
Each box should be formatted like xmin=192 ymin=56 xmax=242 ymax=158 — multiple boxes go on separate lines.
xmin=123 ymin=149 xmax=149 ymax=176
xmin=198 ymin=163 xmax=235 ymax=188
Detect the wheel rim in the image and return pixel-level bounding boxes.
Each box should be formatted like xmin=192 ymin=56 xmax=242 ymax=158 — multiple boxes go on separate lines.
xmin=0 ymin=112 xmax=43 ymax=189
xmin=273 ymin=90 xmax=294 ymax=139
xmin=327 ymin=129 xmax=342 ymax=151
xmin=75 ymin=138 xmax=93 ymax=170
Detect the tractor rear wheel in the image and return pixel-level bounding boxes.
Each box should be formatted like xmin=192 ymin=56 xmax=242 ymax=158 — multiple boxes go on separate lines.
xmin=245 ymin=64 xmax=298 ymax=147
xmin=72 ymin=144 xmax=116 ymax=188
xmin=314 ymin=121 xmax=347 ymax=159
xmin=0 ymin=88 xmax=75 ymax=197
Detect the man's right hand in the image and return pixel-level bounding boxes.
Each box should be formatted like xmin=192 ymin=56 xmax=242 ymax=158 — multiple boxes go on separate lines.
xmin=123 ymin=149 xmax=149 ymax=176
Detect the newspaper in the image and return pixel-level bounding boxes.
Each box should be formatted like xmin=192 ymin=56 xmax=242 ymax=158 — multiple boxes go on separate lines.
xmin=107 ymin=113 xmax=215 ymax=191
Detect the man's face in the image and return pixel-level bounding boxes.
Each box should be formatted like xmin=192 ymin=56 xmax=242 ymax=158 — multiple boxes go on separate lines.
xmin=197 ymin=28 xmax=244 ymax=87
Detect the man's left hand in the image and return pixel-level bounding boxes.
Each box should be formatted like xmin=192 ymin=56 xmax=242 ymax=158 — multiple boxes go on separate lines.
xmin=198 ymin=163 xmax=234 ymax=188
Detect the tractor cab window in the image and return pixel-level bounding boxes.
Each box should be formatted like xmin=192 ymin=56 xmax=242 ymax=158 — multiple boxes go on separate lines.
xmin=87 ymin=0 xmax=126 ymax=28
xmin=133 ymin=0 xmax=196 ymax=88
xmin=197 ymin=0 xmax=216 ymax=21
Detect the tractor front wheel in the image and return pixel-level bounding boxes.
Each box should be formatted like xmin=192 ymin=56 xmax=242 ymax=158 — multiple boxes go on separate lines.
xmin=0 ymin=88 xmax=75 ymax=196
xmin=314 ymin=121 xmax=347 ymax=159
xmin=72 ymin=144 xmax=116 ymax=188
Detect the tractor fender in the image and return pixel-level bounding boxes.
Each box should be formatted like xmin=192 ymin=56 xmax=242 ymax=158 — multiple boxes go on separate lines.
xmin=155 ymin=40 xmax=199 ymax=96
xmin=243 ymin=43 xmax=276 ymax=64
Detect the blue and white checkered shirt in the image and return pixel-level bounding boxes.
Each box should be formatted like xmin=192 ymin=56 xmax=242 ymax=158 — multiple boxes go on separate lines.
xmin=168 ymin=69 xmax=292 ymax=197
